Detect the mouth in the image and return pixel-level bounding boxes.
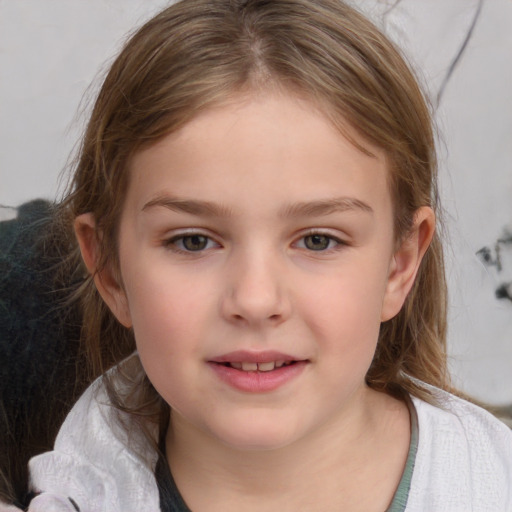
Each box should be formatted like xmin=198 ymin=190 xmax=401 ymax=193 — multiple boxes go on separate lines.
xmin=215 ymin=360 xmax=298 ymax=372
xmin=208 ymin=355 xmax=308 ymax=392
xmin=209 ymin=350 xmax=306 ymax=372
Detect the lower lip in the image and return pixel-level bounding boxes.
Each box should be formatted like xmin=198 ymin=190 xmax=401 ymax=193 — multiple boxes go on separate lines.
xmin=208 ymin=362 xmax=307 ymax=393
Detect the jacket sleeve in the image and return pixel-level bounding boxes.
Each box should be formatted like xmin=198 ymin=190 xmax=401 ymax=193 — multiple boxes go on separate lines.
xmin=27 ymin=376 xmax=161 ymax=512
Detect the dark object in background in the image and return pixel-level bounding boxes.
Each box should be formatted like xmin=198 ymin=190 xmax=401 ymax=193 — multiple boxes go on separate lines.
xmin=0 ymin=200 xmax=86 ymax=507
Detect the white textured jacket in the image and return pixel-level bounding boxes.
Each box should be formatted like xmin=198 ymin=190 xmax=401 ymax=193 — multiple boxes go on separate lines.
xmin=26 ymin=380 xmax=512 ymax=512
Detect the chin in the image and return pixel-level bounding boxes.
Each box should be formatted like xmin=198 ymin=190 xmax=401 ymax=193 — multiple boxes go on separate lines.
xmin=210 ymin=416 xmax=304 ymax=452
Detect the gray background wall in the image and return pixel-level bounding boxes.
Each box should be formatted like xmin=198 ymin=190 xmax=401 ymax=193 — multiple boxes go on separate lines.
xmin=1 ymin=0 xmax=511 ymax=404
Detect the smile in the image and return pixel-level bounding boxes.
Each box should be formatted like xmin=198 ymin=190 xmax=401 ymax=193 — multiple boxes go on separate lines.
xmin=221 ymin=361 xmax=295 ymax=372
xmin=208 ymin=352 xmax=307 ymax=392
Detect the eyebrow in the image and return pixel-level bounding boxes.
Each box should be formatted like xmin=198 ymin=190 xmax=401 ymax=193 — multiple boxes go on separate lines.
xmin=142 ymin=196 xmax=234 ymax=217
xmin=142 ymin=195 xmax=373 ymax=218
xmin=279 ymin=197 xmax=373 ymax=218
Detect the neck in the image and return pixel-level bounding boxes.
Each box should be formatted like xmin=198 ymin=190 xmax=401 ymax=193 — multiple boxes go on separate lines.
xmin=165 ymin=387 xmax=410 ymax=512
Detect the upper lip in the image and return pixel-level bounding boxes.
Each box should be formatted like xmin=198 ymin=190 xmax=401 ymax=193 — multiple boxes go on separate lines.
xmin=209 ymin=350 xmax=303 ymax=364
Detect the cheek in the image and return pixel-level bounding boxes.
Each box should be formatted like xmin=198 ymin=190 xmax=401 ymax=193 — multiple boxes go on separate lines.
xmin=299 ymin=262 xmax=389 ymax=353
xmin=121 ymin=265 xmax=208 ymax=369
xmin=129 ymin=285 xmax=205 ymax=347
xmin=125 ymin=284 xmax=206 ymax=413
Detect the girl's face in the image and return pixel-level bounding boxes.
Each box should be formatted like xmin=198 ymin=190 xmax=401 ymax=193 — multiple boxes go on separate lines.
xmin=95 ymin=91 xmax=426 ymax=451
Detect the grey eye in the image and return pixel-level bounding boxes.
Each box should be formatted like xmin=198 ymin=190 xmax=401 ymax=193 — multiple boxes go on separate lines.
xmin=303 ymin=234 xmax=331 ymax=251
xmin=182 ymin=235 xmax=209 ymax=251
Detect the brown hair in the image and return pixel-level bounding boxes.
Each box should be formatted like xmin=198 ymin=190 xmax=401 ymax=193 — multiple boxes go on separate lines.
xmin=56 ymin=0 xmax=449 ymax=440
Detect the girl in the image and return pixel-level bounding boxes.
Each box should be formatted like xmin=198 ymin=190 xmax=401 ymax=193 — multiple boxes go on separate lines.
xmin=19 ymin=0 xmax=512 ymax=510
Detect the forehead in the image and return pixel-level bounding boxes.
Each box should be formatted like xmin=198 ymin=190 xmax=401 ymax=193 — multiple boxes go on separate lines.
xmin=125 ymin=91 xmax=392 ymax=217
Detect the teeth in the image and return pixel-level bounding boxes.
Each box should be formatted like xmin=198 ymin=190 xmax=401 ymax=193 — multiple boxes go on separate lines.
xmin=229 ymin=361 xmax=291 ymax=371
xmin=241 ymin=362 xmax=258 ymax=371
xmin=258 ymin=361 xmax=275 ymax=372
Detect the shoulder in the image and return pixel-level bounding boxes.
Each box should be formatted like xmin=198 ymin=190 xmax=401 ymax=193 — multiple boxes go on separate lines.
xmin=407 ymin=387 xmax=512 ymax=511
xmin=28 ymin=376 xmax=160 ymax=512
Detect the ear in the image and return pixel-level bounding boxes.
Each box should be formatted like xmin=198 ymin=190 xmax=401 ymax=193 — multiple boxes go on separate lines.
xmin=74 ymin=213 xmax=133 ymax=328
xmin=381 ymin=207 xmax=435 ymax=322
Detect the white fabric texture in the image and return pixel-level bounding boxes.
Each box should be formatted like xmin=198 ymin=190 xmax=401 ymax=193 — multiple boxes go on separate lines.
xmin=407 ymin=391 xmax=512 ymax=511
xmin=28 ymin=380 xmax=160 ymax=512
xmin=28 ymin=381 xmax=512 ymax=512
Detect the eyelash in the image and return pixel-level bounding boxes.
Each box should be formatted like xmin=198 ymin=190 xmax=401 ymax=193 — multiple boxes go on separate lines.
xmin=163 ymin=230 xmax=347 ymax=254
xmin=294 ymin=231 xmax=346 ymax=252
xmin=164 ymin=232 xmax=220 ymax=253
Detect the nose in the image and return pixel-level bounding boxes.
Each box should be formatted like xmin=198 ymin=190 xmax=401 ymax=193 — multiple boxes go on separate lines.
xmin=220 ymin=249 xmax=291 ymax=327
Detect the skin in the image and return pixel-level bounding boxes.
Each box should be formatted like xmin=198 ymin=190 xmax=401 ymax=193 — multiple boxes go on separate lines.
xmin=76 ymin=90 xmax=434 ymax=511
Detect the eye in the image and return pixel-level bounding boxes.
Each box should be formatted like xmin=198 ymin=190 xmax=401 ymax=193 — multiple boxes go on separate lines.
xmin=297 ymin=233 xmax=342 ymax=251
xmin=166 ymin=234 xmax=218 ymax=252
